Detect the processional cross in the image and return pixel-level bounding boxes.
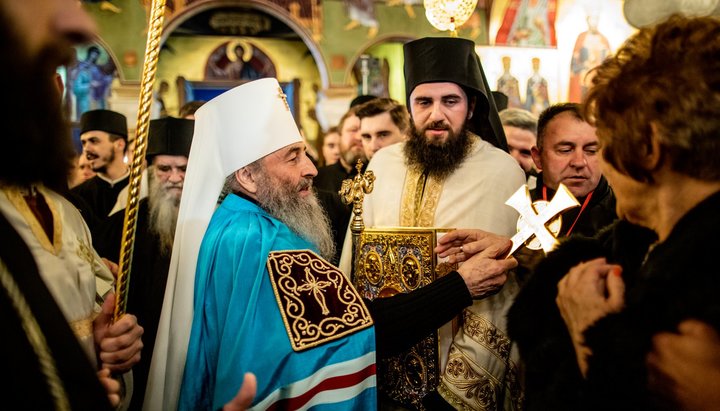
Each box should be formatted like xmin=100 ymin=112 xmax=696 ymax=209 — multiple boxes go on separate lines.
xmin=505 ymin=183 xmax=580 ymax=256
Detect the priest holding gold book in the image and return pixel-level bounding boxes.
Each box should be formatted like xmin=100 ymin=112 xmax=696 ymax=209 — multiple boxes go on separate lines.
xmin=339 ymin=37 xmax=526 ymax=410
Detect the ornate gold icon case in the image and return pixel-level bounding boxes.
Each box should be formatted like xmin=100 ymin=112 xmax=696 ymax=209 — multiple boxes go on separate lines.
xmin=355 ymin=227 xmax=456 ymax=409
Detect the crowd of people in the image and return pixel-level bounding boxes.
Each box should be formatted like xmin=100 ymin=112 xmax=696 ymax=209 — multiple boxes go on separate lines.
xmin=2 ymin=1 xmax=720 ymax=410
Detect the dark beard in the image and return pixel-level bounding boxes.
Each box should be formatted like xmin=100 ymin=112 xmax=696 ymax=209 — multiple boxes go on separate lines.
xmin=254 ymin=172 xmax=336 ymax=261
xmin=91 ymin=150 xmax=116 ymax=174
xmin=403 ymin=121 xmax=473 ymax=180
xmin=147 ymin=170 xmax=180 ymax=256
xmin=0 ymin=8 xmax=76 ymax=193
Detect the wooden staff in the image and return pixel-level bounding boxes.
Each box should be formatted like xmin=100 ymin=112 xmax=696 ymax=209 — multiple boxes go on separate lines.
xmin=113 ymin=0 xmax=166 ymax=322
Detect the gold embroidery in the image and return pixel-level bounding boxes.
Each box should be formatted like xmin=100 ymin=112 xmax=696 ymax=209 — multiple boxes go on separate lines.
xmin=0 ymin=259 xmax=71 ymax=410
xmin=69 ymin=316 xmax=94 ymax=340
xmin=267 ymin=250 xmax=373 ymax=352
xmin=400 ymin=167 xmax=420 ymax=226
xmin=461 ymin=309 xmax=511 ymax=361
xmin=417 ymin=175 xmax=443 ymax=226
xmin=76 ymin=239 xmax=96 ymax=269
xmin=36 ymin=186 xmax=63 ymax=255
xmin=1 ymin=185 xmax=62 ymax=255
xmin=296 ymin=267 xmax=332 ymax=315
xmin=440 ymin=339 xmax=524 ymax=410
xmin=399 ymin=139 xmax=478 ymax=227
xmin=440 ymin=345 xmax=499 ymax=410
xmin=413 ymin=171 xmax=427 ymax=221
xmin=505 ymin=358 xmax=525 ymax=410
xmin=438 ymin=382 xmax=476 ymax=411
xmin=400 ymin=168 xmax=444 ymax=227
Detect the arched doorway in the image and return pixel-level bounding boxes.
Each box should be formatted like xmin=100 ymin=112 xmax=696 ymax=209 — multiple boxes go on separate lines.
xmin=156 ymin=0 xmax=327 ymax=138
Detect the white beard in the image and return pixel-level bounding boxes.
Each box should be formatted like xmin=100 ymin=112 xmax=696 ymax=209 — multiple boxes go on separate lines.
xmin=255 ymin=172 xmax=336 ymax=261
xmin=147 ymin=170 xmax=181 ymax=256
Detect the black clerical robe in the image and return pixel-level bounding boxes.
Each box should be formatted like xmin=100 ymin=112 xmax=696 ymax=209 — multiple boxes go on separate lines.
xmin=315 ymin=161 xmax=364 ymax=264
xmin=508 ymin=190 xmax=720 ymax=410
xmin=95 ymin=199 xmax=169 ymax=411
xmin=531 ymin=174 xmax=617 ymax=238
xmin=72 ymin=174 xmax=129 ymax=220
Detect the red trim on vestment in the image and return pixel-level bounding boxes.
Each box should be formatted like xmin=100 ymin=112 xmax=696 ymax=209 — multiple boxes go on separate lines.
xmin=266 ymin=363 xmax=377 ymax=411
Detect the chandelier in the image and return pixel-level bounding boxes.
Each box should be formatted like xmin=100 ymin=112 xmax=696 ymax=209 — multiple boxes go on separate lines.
xmin=424 ymin=0 xmax=478 ymax=36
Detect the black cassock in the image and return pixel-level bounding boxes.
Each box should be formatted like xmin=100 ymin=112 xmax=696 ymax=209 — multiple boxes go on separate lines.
xmin=70 ymin=175 xmax=130 ymax=242
xmin=96 ymin=198 xmax=170 ymax=411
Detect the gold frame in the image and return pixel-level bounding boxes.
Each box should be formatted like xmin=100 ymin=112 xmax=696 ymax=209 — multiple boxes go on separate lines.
xmin=354 ymin=226 xmax=457 ymax=409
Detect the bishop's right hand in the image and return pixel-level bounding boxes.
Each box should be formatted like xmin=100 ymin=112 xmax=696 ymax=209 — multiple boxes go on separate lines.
xmin=446 ymin=231 xmax=516 ymax=298
xmin=436 ymin=229 xmax=512 ymax=263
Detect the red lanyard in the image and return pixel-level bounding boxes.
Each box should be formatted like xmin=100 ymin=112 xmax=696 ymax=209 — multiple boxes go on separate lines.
xmin=543 ymin=186 xmax=594 ymax=237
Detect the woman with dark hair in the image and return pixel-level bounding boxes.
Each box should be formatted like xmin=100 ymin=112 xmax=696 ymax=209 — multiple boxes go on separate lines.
xmin=507 ymin=14 xmax=720 ymax=411
xmin=316 ymin=126 xmax=341 ymax=166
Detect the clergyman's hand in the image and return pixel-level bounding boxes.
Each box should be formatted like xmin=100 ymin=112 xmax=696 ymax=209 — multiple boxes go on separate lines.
xmin=93 ymin=293 xmax=144 ymax=373
xmin=101 ymin=258 xmax=118 ymax=280
xmin=97 ymin=368 xmax=120 ymax=407
xmin=223 ymin=373 xmax=257 ymax=411
xmin=436 ymin=229 xmax=511 ymax=264
xmin=456 ymin=238 xmax=516 ymax=298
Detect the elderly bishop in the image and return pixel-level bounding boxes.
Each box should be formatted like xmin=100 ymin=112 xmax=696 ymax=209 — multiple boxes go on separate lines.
xmin=145 ymin=79 xmax=377 ymax=411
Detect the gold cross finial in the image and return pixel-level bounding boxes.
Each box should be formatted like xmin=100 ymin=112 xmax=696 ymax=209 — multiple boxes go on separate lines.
xmin=278 ymin=87 xmax=290 ymax=111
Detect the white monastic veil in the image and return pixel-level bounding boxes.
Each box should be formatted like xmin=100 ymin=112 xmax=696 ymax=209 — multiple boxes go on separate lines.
xmin=143 ymin=78 xmax=302 ymax=410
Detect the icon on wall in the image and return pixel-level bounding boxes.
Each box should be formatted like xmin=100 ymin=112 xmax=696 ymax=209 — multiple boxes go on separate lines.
xmin=204 ymin=41 xmax=277 ymax=81
xmin=353 ymin=55 xmax=389 ymax=98
xmin=495 ymin=0 xmax=557 ymax=47
xmin=63 ymin=44 xmax=118 ymax=122
xmin=525 ymin=57 xmax=549 ymax=115
xmin=568 ymin=14 xmax=611 ymax=103
xmin=496 ymin=56 xmax=522 ymax=109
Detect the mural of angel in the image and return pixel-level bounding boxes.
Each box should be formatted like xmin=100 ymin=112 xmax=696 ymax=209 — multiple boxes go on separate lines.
xmin=343 ymin=0 xmax=379 ymax=39
xmin=67 ymin=45 xmax=117 ymax=120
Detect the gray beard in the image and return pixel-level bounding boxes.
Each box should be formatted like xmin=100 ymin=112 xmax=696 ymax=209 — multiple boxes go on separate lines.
xmin=255 ymin=173 xmax=336 ymax=261
xmin=342 ymin=149 xmax=365 ymax=169
xmin=147 ymin=170 xmax=180 ymax=256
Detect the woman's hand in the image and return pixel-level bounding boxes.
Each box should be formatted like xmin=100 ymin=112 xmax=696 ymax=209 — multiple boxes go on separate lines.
xmin=647 ymin=320 xmax=720 ymax=410
xmin=556 ymin=258 xmax=625 ymax=376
